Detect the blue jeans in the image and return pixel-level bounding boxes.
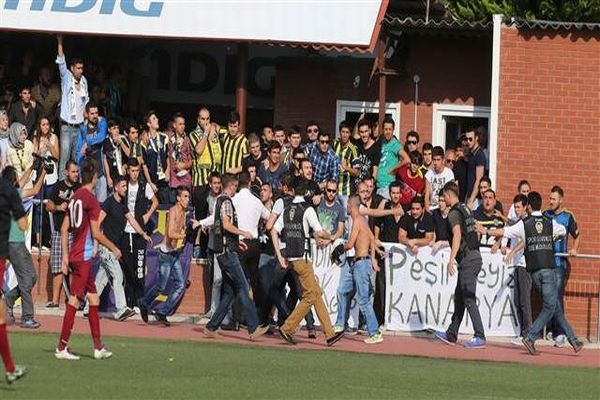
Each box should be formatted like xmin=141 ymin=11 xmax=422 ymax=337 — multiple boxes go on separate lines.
xmin=142 ymin=251 xmax=185 ymax=316
xmin=206 ymin=252 xmax=259 ymax=333
xmin=32 ymin=183 xmax=54 ymax=245
xmin=527 ymin=268 xmax=576 ymax=343
xmin=548 ymin=267 xmax=567 ymax=336
xmin=335 ymin=259 xmax=379 ymax=336
xmin=59 ymin=123 xmax=80 ymax=178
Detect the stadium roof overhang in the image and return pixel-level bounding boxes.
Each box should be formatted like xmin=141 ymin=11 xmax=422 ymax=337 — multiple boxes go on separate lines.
xmin=0 ymin=0 xmax=388 ymax=53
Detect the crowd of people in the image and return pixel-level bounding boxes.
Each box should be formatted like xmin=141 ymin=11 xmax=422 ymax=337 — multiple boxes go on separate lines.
xmin=0 ymin=35 xmax=585 ymax=382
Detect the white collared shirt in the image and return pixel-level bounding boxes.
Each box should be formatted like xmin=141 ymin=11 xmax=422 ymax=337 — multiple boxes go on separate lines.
xmin=232 ymin=188 xmax=270 ymax=239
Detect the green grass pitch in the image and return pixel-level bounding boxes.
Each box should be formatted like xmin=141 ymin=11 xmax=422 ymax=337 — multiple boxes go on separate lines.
xmin=1 ymin=332 xmax=598 ymax=399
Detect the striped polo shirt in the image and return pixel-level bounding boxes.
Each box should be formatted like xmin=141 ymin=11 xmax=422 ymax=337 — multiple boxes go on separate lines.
xmin=188 ymin=125 xmax=223 ymax=187
xmin=335 ymin=140 xmax=359 ymax=196
xmin=222 ymin=131 xmax=248 ymax=174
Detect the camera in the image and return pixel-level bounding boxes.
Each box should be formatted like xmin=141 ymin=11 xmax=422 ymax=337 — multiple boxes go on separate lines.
xmin=32 ymin=153 xmax=57 ymax=175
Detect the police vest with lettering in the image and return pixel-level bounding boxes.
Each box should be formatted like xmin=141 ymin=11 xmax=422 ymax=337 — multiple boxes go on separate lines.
xmin=449 ymin=203 xmax=480 ymax=261
xmin=281 ymin=202 xmax=308 ymax=258
xmin=208 ymin=196 xmax=239 ymax=254
xmin=523 ymin=215 xmax=555 ymax=273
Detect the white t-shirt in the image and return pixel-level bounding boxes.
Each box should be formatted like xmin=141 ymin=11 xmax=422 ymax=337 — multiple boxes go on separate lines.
xmin=272 ymin=197 xmax=285 ymax=216
xmin=425 ymin=167 xmax=454 ymax=210
xmin=125 ymin=181 xmax=155 ymax=233
xmin=232 ymin=188 xmax=270 ymax=239
xmin=274 ymin=196 xmax=323 ymax=260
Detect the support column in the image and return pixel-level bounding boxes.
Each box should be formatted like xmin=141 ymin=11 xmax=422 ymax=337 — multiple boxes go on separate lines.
xmin=235 ymin=43 xmax=248 ymax=134
xmin=377 ymin=36 xmax=386 ymax=133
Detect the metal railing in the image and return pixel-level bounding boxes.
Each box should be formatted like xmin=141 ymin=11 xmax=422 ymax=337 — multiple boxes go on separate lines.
xmin=556 ymin=253 xmax=600 ymax=343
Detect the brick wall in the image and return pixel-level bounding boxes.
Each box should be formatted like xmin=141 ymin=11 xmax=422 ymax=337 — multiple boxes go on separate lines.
xmin=496 ymin=25 xmax=600 ymax=341
xmin=274 ymin=34 xmax=492 ymax=142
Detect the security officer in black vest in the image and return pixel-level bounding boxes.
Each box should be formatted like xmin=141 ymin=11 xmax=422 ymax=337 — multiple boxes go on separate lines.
xmin=435 ymin=182 xmax=487 ymax=349
xmin=481 ymin=191 xmax=584 ymax=355
xmin=203 ymin=173 xmax=269 ymax=340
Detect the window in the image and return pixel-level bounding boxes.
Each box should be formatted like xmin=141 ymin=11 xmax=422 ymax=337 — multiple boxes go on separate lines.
xmin=335 ymin=100 xmax=400 ymax=139
xmin=432 ymin=104 xmax=491 ymax=150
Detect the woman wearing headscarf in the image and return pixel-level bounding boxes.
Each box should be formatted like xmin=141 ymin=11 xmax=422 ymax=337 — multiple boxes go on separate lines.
xmin=6 ymin=122 xmax=34 ymax=190
xmin=0 ymin=110 xmax=9 ymax=171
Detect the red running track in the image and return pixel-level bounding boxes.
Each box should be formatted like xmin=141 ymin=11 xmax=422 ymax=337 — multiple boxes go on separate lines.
xmin=9 ymin=314 xmax=599 ymax=368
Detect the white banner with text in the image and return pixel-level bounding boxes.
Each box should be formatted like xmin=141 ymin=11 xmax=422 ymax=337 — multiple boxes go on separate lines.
xmin=309 ymin=242 xmax=519 ymax=336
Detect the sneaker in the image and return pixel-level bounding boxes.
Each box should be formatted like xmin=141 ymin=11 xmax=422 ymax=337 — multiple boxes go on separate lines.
xmin=249 ymin=324 xmax=270 ymax=341
xmin=522 ymin=336 xmax=537 ymax=355
xmin=20 ymin=319 xmax=41 ymax=329
xmin=307 ymin=328 xmax=317 ymax=339
xmin=278 ymin=327 xmax=296 ymax=345
xmin=55 ymin=348 xmax=80 ymax=360
xmin=434 ymin=331 xmax=456 ymax=346
xmin=31 ymin=246 xmax=39 ymax=253
xmin=45 ymin=302 xmax=59 ymax=308
xmin=554 ymin=334 xmax=567 ymax=348
xmin=326 ymin=330 xmax=345 ymax=347
xmin=133 ymin=306 xmax=141 ymax=314
xmin=156 ymin=314 xmax=171 ymax=327
xmin=41 ymin=246 xmax=50 ymax=253
xmin=464 ymin=337 xmax=487 ymax=349
xmin=333 ymin=325 xmax=344 ymax=334
xmin=140 ymin=305 xmax=149 ymax=323
xmin=221 ymin=322 xmax=240 ymax=331
xmin=345 ymin=327 xmax=359 ymax=336
xmin=5 ymin=365 xmax=27 ymax=384
xmin=569 ymin=338 xmax=584 ymax=353
xmin=93 ymin=347 xmax=113 ymax=360
xmin=511 ymin=336 xmax=523 ymax=347
xmin=202 ymin=326 xmax=220 ymax=339
xmin=116 ymin=308 xmax=136 ymax=322
xmin=364 ymin=332 xmax=384 ymax=344
xmin=546 ymin=331 xmax=554 ymax=341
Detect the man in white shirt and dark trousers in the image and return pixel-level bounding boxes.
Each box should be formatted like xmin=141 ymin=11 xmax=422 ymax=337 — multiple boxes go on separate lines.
xmin=271 ymin=177 xmax=344 ymax=346
xmin=481 ymin=191 xmax=583 ymax=355
xmin=232 ymin=172 xmax=270 ymax=325
xmin=504 ymin=194 xmax=532 ymax=346
xmin=121 ymin=159 xmax=158 ymax=311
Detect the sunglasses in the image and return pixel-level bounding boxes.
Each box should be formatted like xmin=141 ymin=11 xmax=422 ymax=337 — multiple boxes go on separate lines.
xmin=445 ymin=159 xmax=455 ymax=164
xmin=320 ymin=140 xmax=330 ymax=144
xmin=407 ymin=140 xmax=418 ymax=145
xmin=307 ymin=128 xmax=319 ymax=133
xmin=326 ymin=188 xmax=337 ymax=193
xmin=466 ymin=137 xmax=474 ymax=142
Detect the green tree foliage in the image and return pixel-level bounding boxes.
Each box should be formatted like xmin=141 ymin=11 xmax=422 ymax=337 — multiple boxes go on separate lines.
xmin=443 ymin=0 xmax=600 ymax=22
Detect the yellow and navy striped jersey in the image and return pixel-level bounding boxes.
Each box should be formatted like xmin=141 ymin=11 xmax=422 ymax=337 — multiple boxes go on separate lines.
xmin=335 ymin=140 xmax=359 ymax=196
xmin=188 ymin=126 xmax=223 ymax=187
xmin=222 ymin=131 xmax=248 ymax=174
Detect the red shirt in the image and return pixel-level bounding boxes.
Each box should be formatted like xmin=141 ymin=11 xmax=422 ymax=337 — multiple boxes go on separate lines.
xmin=68 ymin=187 xmax=101 ymax=262
xmin=396 ymin=165 xmax=425 ymax=205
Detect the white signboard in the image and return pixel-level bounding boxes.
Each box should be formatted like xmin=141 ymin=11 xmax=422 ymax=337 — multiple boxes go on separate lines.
xmin=0 ymin=1 xmax=384 ymax=47
xmin=383 ymin=244 xmax=519 ymax=336
xmin=309 ymin=241 xmax=519 ymax=336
